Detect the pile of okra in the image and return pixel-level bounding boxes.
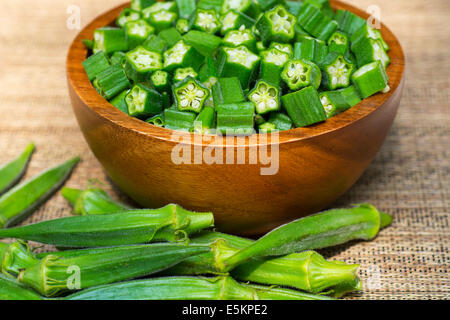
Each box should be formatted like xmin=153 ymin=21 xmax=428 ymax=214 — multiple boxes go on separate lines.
xmin=82 ymin=0 xmax=391 ymax=134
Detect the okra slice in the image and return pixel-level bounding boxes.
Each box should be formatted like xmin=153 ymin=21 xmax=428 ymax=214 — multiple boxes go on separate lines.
xmin=220 ymin=9 xmax=256 ymax=35
xmin=351 ymin=37 xmax=390 ymax=69
xmin=125 ymin=19 xmax=155 ymax=49
xmin=190 ymin=8 xmax=221 ymax=34
xmin=268 ymin=112 xmax=293 ymax=131
xmin=163 ymin=40 xmax=203 ymax=71
xmin=217 ymin=46 xmax=261 ymax=88
xmin=281 ymin=86 xmax=326 ymax=127
xmin=337 ymin=85 xmax=361 ymax=107
xmin=223 ymin=28 xmax=257 ymax=52
xmin=258 ymin=122 xmax=277 ymax=133
xmin=125 ymin=83 xmax=163 ymax=118
xmin=293 ymin=36 xmax=328 ymax=65
xmin=110 ymin=51 xmax=126 ymax=66
xmin=93 ymin=27 xmax=128 ymax=54
xmin=351 ymin=24 xmax=390 ymax=52
xmin=95 ymin=65 xmax=131 ymax=100
xmin=212 ymin=77 xmax=245 ymax=106
xmin=260 ymin=48 xmax=289 ymax=87
xmin=82 ymin=51 xmax=110 ymax=81
xmin=146 ymin=112 xmax=165 ymax=127
xmin=110 ymin=89 xmax=130 ymax=114
xmin=248 ymin=80 xmax=280 ymax=115
xmin=116 ymin=8 xmax=142 ymax=28
xmin=296 ymin=2 xmax=338 ymax=41
xmin=319 ymin=53 xmax=355 ymax=90
xmin=158 ymin=28 xmax=182 ymax=47
xmin=351 ymin=61 xmax=388 ymax=99
xmin=255 ymin=5 xmax=296 ymax=45
xmin=124 ymin=45 xmax=162 ymax=83
xmin=164 ymin=107 xmax=197 ymax=131
xmin=193 ymin=106 xmax=216 ymax=133
xmin=176 ymin=18 xmax=190 ymax=34
xmin=319 ymin=91 xmax=349 ymax=118
xmin=304 ymin=0 xmax=335 ymax=18
xmin=173 ymin=67 xmax=198 ymax=83
xmin=183 ymin=30 xmax=222 ymax=57
xmin=151 ymin=70 xmax=171 ymax=92
xmin=216 ymin=102 xmax=255 ymax=135
xmin=327 ymin=31 xmax=349 ymax=55
xmin=269 ymin=42 xmax=293 ymax=57
xmin=256 ymin=41 xmax=266 ymax=53
xmin=221 ymin=0 xmax=261 ymax=18
xmin=173 ymin=77 xmax=210 ymax=113
xmin=142 ymin=34 xmax=167 ymax=53
xmin=175 ymin=0 xmax=197 ymax=19
xmin=285 ymin=0 xmax=303 ymax=16
xmin=198 ymin=57 xmax=219 ymax=82
xmin=142 ymin=1 xmax=178 ymax=18
xmin=148 ymin=10 xmax=178 ymax=33
xmin=131 ymin=0 xmax=156 ymax=12
xmin=334 ymin=9 xmax=366 ymax=37
xmin=197 ymin=0 xmax=224 ymax=12
xmin=281 ymin=59 xmax=322 ymax=91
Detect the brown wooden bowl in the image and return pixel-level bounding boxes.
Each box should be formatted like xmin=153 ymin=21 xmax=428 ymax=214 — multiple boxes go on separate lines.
xmin=67 ymin=0 xmax=405 ymax=236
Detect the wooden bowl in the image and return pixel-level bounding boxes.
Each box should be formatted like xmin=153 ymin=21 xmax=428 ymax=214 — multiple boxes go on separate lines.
xmin=67 ymin=1 xmax=405 ymax=236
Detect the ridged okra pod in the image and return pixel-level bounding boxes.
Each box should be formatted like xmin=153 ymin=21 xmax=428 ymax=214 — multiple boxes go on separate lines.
xmin=0 ymin=143 xmax=34 ymax=195
xmin=0 ymin=274 xmax=44 ymax=300
xmin=0 ymin=157 xmax=80 ymax=228
xmin=0 ymin=204 xmax=214 ymax=247
xmin=0 ymin=241 xmax=39 ymax=276
xmin=65 ymin=276 xmax=333 ymax=300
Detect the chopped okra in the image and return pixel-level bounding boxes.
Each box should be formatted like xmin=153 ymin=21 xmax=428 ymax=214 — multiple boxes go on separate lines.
xmin=248 ymin=80 xmax=280 ymax=114
xmin=82 ymin=1 xmax=392 ymax=134
xmin=173 ymin=77 xmax=210 ymax=113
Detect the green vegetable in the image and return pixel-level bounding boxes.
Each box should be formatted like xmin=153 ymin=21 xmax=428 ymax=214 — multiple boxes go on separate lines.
xmin=0 ymin=204 xmax=214 ymax=247
xmin=319 ymin=53 xmax=355 ymax=90
xmin=220 ymin=9 xmax=255 ymax=35
xmin=95 ymin=64 xmax=131 ymax=100
xmin=124 ymin=45 xmax=162 ymax=83
xmin=248 ymin=80 xmax=280 ymax=114
xmin=320 ymin=90 xmax=352 ymax=118
xmin=0 ymin=157 xmax=80 ymax=228
xmin=110 ymin=89 xmax=130 ymax=114
xmin=82 ymin=51 xmax=110 ymax=81
xmin=338 ymin=85 xmax=361 ymax=107
xmin=126 ymin=83 xmax=163 ymax=118
xmin=190 ymin=8 xmax=221 ymax=34
xmin=146 ymin=112 xmax=166 ymax=127
xmin=328 ymin=30 xmax=349 ymax=55
xmin=259 ymin=48 xmax=289 ymax=87
xmin=223 ymin=28 xmax=257 ymax=52
xmin=82 ymin=39 xmax=94 ymax=50
xmin=65 ymin=276 xmax=332 ymax=300
xmin=351 ymin=37 xmax=390 ymax=69
xmin=269 ymin=42 xmax=293 ymax=57
xmin=221 ymin=0 xmax=261 ymax=18
xmin=0 ymin=143 xmax=34 ymax=196
xmin=110 ymin=51 xmax=126 ymax=66
xmin=351 ymin=24 xmax=389 ymax=52
xmin=212 ymin=77 xmax=245 ymax=106
xmin=125 ymin=19 xmax=155 ymax=49
xmin=148 ymin=10 xmax=178 ymax=33
xmin=281 ymin=86 xmax=326 ymax=127
xmin=351 ymin=61 xmax=389 ymax=98
xmin=163 ymin=40 xmax=203 ymax=71
xmin=164 ymin=107 xmax=197 ymax=131
xmin=297 ymin=2 xmax=338 ymax=41
xmin=0 ymin=274 xmax=44 ymax=300
xmin=334 ymin=9 xmax=366 ymax=37
xmin=131 ymin=0 xmax=156 ymax=12
xmin=193 ymin=106 xmax=216 ymax=133
xmin=183 ymin=30 xmax=222 ymax=57
xmin=175 ymin=0 xmax=196 ymax=19
xmin=293 ymin=36 xmax=328 ymax=65
xmin=151 ymin=70 xmax=171 ymax=92
xmin=255 ymin=5 xmax=296 ymax=45
xmin=173 ymin=77 xmax=210 ymax=113
xmin=158 ymin=27 xmax=182 ymax=47
xmin=268 ymin=112 xmax=293 ymax=131
xmin=116 ymin=8 xmax=142 ymax=28
xmin=61 ymin=187 xmax=130 ymax=216
xmin=19 ymin=243 xmax=210 ymax=297
xmin=304 ymin=0 xmax=334 ymax=18
xmin=1 ymin=241 xmax=39 ymax=276
xmin=198 ymin=0 xmax=224 ymax=13
xmin=142 ymin=34 xmax=167 ymax=53
xmin=281 ymin=59 xmax=322 ymax=91
xmin=176 ymin=18 xmax=190 ymax=34
xmin=258 ymin=122 xmax=276 ymax=133
xmin=93 ymin=27 xmax=128 ymax=54
xmin=216 ymin=102 xmax=255 ymax=135
xmin=173 ymin=67 xmax=198 ymax=83
xmin=143 ymin=1 xmax=178 ymax=17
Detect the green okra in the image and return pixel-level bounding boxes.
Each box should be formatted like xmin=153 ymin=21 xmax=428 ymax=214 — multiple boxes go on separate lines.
xmin=223 ymin=28 xmax=257 ymax=52
xmin=62 ymin=187 xmax=130 ymax=216
xmin=304 ymin=0 xmax=334 ymax=18
xmin=293 ymin=36 xmax=328 ymax=65
xmin=126 ymin=83 xmax=163 ymax=118
xmin=175 ymin=0 xmax=197 ymax=19
xmin=143 ymin=1 xmax=179 ymax=18
xmin=0 ymin=204 xmax=214 ymax=247
xmin=110 ymin=89 xmax=130 ymax=114
xmin=222 ymin=204 xmax=388 ymax=271
xmin=0 ymin=157 xmax=80 ymax=228
xmin=131 ymin=0 xmax=156 ymax=12
xmin=216 ymin=102 xmax=255 ymax=135
xmin=142 ymin=34 xmax=167 ymax=54
xmin=82 ymin=51 xmax=110 ymax=81
xmin=193 ymin=106 xmax=216 ymax=133
xmin=281 ymin=59 xmax=322 ymax=91
xmin=176 ymin=18 xmax=190 ymax=34
xmin=328 ymin=30 xmax=349 ymax=55
xmin=0 ymin=274 xmax=44 ymax=300
xmin=197 ymin=0 xmax=224 ymax=13
xmin=124 ymin=45 xmax=162 ymax=83
xmin=163 ymin=40 xmax=203 ymax=71
xmin=110 ymin=51 xmax=126 ymax=66
xmin=95 ymin=64 xmax=131 ymax=100
xmin=351 ymin=61 xmax=389 ymax=98
xmin=116 ymin=8 xmax=142 ymax=28
xmin=173 ymin=77 xmax=210 ymax=113
xmin=19 ymin=243 xmax=211 ymax=297
xmin=269 ymin=42 xmax=293 ymax=57
xmin=173 ymin=67 xmax=198 ymax=83
xmin=151 ymin=70 xmax=171 ymax=92
xmin=212 ymin=77 xmax=245 ymax=106
xmin=220 ymin=9 xmax=256 ymax=35
xmin=125 ymin=19 xmax=155 ymax=49
xmin=65 ymin=276 xmax=332 ymax=300
xmin=198 ymin=57 xmax=219 ymax=82
xmin=82 ymin=39 xmax=94 ymax=50
xmin=351 ymin=37 xmax=390 ymax=69
xmin=221 ymin=0 xmax=261 ymax=18
xmin=164 ymin=107 xmax=197 ymax=131
xmin=248 ymin=80 xmax=280 ymax=114
xmin=148 ymin=10 xmax=178 ymax=33
xmin=1 ymin=241 xmax=39 ymax=276
xmin=0 ymin=143 xmax=34 ymax=196
xmin=255 ymin=5 xmax=296 ymax=45
xmin=297 ymin=2 xmax=338 ymax=41
xmin=337 ymin=85 xmax=361 ymax=108
xmin=190 ymin=8 xmax=221 ymax=34
xmin=259 ymin=48 xmax=289 ymax=87
xmin=319 ymin=52 xmax=355 ymax=90
xmin=93 ymin=27 xmax=128 ymax=54
xmin=258 ymin=122 xmax=277 ymax=133
xmin=351 ymin=24 xmax=389 ymax=52
xmin=183 ymin=30 xmax=222 ymax=57
xmin=158 ymin=27 xmax=183 ymax=47
xmin=334 ymin=9 xmax=366 ymax=37
xmin=146 ymin=112 xmax=166 ymax=127
xmin=320 ymin=90 xmax=351 ymax=118
xmin=268 ymin=112 xmax=293 ymax=131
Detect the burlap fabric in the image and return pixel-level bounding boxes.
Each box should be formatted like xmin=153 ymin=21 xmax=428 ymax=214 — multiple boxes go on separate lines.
xmin=0 ymin=0 xmax=448 ymax=299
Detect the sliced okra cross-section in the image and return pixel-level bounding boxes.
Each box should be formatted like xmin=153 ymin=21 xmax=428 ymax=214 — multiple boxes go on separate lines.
xmin=190 ymin=9 xmax=221 ymax=34
xmin=220 ymin=9 xmax=256 ymax=35
xmin=281 ymin=86 xmax=326 ymax=127
xmin=147 ymin=10 xmax=178 ymax=33
xmin=164 ymin=106 xmax=197 ymax=131
xmin=150 ymin=70 xmax=171 ymax=92
xmin=163 ymin=40 xmax=203 ymax=71
xmin=176 ymin=18 xmax=190 ymax=34
xmin=296 ymin=2 xmax=338 ymax=41
xmin=319 ymin=90 xmax=351 ymax=118
xmin=351 ymin=61 xmax=388 ymax=99
xmin=268 ymin=112 xmax=293 ymax=131
xmin=173 ymin=77 xmax=210 ymax=113
xmin=173 ymin=67 xmax=198 ymax=83
xmin=93 ymin=27 xmax=128 ymax=54
xmin=116 ymin=8 xmax=142 ymax=28
xmin=319 ymin=53 xmax=355 ymax=90
xmin=142 ymin=1 xmax=178 ymax=19
xmin=281 ymin=59 xmax=322 ymax=91
xmin=124 ymin=45 xmax=162 ymax=83
xmin=222 ymin=28 xmax=257 ymax=52
xmin=125 ymin=83 xmax=163 ymax=118
xmin=255 ymin=5 xmax=296 ymax=45
xmin=217 ymin=46 xmax=261 ymax=88
xmin=248 ymin=80 xmax=280 ymax=115
xmin=146 ymin=112 xmax=165 ymax=127
xmin=95 ymin=65 xmax=131 ymax=100
xmin=269 ymin=42 xmax=293 ymax=57
xmin=216 ymin=102 xmax=255 ymax=135
xmin=260 ymin=48 xmax=289 ymax=87
xmin=351 ymin=37 xmax=390 ymax=69
xmin=125 ymin=19 xmax=155 ymax=49
xmin=221 ymin=0 xmax=261 ymax=18
xmin=327 ymin=31 xmax=349 ymax=55
xmin=258 ymin=122 xmax=277 ymax=133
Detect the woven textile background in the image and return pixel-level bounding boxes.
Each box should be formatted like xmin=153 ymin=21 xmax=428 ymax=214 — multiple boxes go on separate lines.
xmin=0 ymin=0 xmax=448 ymax=300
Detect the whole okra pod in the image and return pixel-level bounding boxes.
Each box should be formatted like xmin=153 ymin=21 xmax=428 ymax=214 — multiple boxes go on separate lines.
xmin=0 ymin=143 xmax=34 ymax=195
xmin=0 ymin=274 xmax=44 ymax=301
xmin=0 ymin=241 xmax=39 ymax=276
xmin=0 ymin=204 xmax=214 ymax=247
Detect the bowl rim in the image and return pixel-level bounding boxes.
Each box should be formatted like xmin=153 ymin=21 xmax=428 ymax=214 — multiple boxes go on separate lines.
xmin=67 ymin=0 xmax=405 ymax=146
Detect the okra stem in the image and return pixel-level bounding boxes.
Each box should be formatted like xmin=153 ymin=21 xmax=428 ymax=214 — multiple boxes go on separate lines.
xmin=0 ymin=241 xmax=39 ymax=276
xmin=0 ymin=274 xmax=44 ymax=300
xmin=0 ymin=143 xmax=35 ymax=196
